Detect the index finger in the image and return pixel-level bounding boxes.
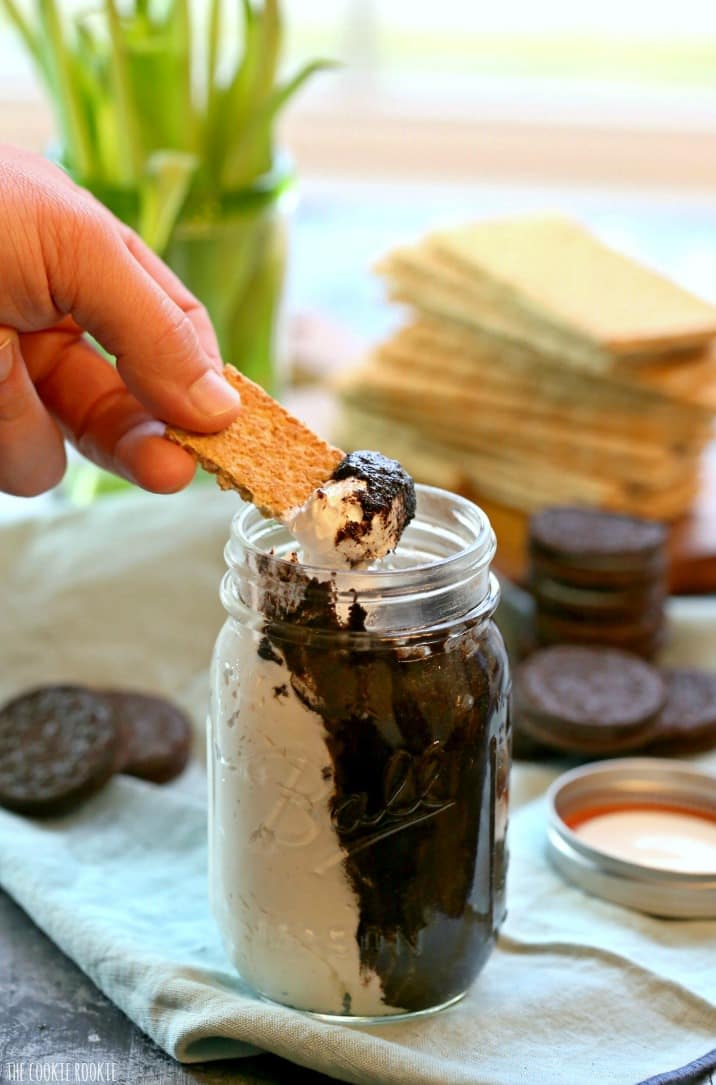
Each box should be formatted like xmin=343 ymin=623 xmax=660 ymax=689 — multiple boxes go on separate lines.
xmin=118 ymin=223 xmax=222 ymax=370
xmin=46 ymin=204 xmax=241 ymax=433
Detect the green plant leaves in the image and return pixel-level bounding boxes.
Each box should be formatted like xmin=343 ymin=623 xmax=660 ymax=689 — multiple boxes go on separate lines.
xmin=2 ymin=1 xmax=332 ymax=231
xmin=221 ymin=56 xmax=336 ymax=189
xmin=36 ymin=0 xmax=94 ymax=177
xmin=138 ymin=150 xmax=197 ymax=255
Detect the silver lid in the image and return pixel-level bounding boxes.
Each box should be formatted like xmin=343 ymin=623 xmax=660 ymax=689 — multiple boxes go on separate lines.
xmin=546 ymin=758 xmax=716 ymax=919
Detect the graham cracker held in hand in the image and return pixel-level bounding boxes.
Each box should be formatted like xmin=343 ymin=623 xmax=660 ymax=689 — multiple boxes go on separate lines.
xmin=166 ymin=367 xmax=344 ymax=518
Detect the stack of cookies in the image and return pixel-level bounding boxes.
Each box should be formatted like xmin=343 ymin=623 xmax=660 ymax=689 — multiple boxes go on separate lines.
xmin=513 ymin=645 xmax=716 ymax=761
xmin=339 ymin=215 xmax=716 ymax=523
xmin=528 ymin=507 xmax=668 ymax=659
xmin=508 ymin=505 xmax=716 ymax=760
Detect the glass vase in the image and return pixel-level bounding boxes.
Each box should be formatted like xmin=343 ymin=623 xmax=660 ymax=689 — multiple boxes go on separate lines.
xmin=164 ymin=175 xmax=293 ymax=393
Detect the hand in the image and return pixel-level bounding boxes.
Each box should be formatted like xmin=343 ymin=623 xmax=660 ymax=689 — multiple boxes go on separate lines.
xmin=0 ymin=145 xmax=242 ymax=497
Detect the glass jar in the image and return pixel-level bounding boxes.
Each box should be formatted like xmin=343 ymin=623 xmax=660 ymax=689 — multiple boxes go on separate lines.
xmin=208 ymin=485 xmax=511 ymax=1022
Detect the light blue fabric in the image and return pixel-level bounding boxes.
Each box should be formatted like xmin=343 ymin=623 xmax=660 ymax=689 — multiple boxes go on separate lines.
xmin=1 ymin=773 xmax=714 ymax=1085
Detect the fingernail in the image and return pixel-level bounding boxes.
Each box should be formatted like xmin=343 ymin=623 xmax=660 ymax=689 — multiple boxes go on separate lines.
xmin=0 ymin=332 xmax=18 ymax=383
xmin=188 ymin=370 xmax=241 ymax=418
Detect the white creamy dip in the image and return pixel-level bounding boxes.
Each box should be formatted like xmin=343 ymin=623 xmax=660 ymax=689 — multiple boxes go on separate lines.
xmin=285 ymin=476 xmax=407 ymax=569
xmin=209 ymin=620 xmax=398 ymax=1016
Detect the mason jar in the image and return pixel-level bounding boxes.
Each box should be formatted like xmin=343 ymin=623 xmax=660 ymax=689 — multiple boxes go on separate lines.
xmin=208 ymin=485 xmax=511 ymax=1021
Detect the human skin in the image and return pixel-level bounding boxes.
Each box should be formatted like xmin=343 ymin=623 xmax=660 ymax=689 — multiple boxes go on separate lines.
xmin=0 ymin=145 xmax=242 ymax=497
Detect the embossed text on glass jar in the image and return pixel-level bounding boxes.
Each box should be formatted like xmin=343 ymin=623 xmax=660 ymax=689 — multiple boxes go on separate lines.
xmin=208 ymin=486 xmax=511 ymax=1021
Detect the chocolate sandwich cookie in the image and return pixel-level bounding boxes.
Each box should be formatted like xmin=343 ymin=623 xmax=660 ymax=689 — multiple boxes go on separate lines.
xmin=0 ymin=686 xmax=120 ymax=816
xmin=530 ymin=506 xmax=667 ymax=566
xmin=645 ymin=668 xmax=716 ymax=756
xmin=514 ymin=645 xmax=665 ymax=755
xmin=534 ymin=610 xmax=666 ymax=660
xmin=104 ymin=691 xmax=192 ymax=783
xmin=529 ymin=550 xmax=666 ymax=590
xmin=529 ymin=507 xmax=667 ymax=589
xmin=532 ymin=576 xmax=666 ymax=622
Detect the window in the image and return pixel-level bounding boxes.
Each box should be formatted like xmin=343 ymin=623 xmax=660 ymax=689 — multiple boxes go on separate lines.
xmin=2 ymin=2 xmax=715 ymax=184
xmin=284 ymin=0 xmax=716 ymax=121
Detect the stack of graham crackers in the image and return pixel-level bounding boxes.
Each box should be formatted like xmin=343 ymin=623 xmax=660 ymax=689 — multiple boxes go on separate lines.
xmin=338 ymin=215 xmax=716 ymax=523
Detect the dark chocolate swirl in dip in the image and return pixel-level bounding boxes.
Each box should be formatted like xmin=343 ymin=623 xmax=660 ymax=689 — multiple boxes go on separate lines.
xmin=257 ymin=560 xmax=510 ymax=1013
xmin=286 ymin=450 xmax=416 ymax=568
xmin=331 ymin=450 xmax=416 ymax=546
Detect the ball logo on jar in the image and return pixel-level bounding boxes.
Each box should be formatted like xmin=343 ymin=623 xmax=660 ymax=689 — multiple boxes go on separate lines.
xmin=243 ymin=750 xmax=332 ymax=849
xmin=333 ymin=741 xmax=455 ymax=837
xmin=251 ymin=914 xmax=351 ymax=959
xmin=240 ymin=741 xmax=455 ymax=864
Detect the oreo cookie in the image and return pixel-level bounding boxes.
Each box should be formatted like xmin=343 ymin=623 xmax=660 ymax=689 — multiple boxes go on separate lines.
xmin=528 ymin=506 xmax=668 ymax=657
xmin=532 ymin=576 xmax=666 ymax=621
xmin=530 ymin=549 xmax=666 ymax=589
xmin=529 ymin=507 xmax=667 ymax=571
xmin=0 ymin=684 xmax=193 ymax=816
xmin=534 ymin=610 xmax=665 ymax=660
xmin=645 ymin=668 xmax=716 ymax=756
xmin=0 ymin=686 xmax=120 ymax=816
xmin=105 ymin=691 xmax=192 ymax=783
xmin=514 ymin=645 xmax=665 ymax=755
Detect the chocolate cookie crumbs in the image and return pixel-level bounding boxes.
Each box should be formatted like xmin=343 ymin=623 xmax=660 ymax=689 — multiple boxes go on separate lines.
xmin=258 ymin=636 xmax=283 ymax=664
xmin=332 ymin=451 xmax=416 ymax=523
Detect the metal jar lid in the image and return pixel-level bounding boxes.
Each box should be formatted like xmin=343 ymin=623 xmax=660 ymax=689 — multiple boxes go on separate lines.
xmin=546 ymin=758 xmax=716 ymax=918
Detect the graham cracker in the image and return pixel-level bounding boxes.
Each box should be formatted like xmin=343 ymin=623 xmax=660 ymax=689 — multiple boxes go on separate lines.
xmin=165 ymin=367 xmax=344 ymax=518
xmin=345 ymin=215 xmax=715 ymax=528
xmin=345 ymin=380 xmax=701 ymax=485
xmin=430 ymin=215 xmax=716 ymax=357
xmin=339 ymin=403 xmax=699 ymax=521
xmin=363 ymin=344 xmax=707 ymax=444
xmin=378 ymin=218 xmax=716 ymax=371
xmin=339 ymin=404 xmax=612 ymax=508
xmin=379 ymin=250 xmax=608 ymax=370
xmin=344 ymin=359 xmax=710 ymax=455
xmin=396 ymin=317 xmax=716 ymax=415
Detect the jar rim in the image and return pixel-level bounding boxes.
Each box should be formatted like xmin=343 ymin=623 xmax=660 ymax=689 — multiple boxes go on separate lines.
xmin=223 ymin=485 xmax=498 ymax=634
xmin=229 ymin=483 xmax=495 ymax=581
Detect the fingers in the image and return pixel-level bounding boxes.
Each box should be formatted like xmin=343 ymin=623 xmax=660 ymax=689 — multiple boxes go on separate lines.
xmin=0 ymin=147 xmax=240 ymax=500
xmin=21 ymin=325 xmax=197 ymax=494
xmin=0 ymin=329 xmax=66 ymax=496
xmin=118 ymin=224 xmax=222 ymax=368
xmin=43 ymin=200 xmax=241 ymax=433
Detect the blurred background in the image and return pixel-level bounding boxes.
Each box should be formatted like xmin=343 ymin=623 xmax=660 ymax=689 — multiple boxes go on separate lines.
xmin=0 ymin=0 xmax=715 ymax=583
xmin=2 ymin=1 xmax=715 ymax=327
